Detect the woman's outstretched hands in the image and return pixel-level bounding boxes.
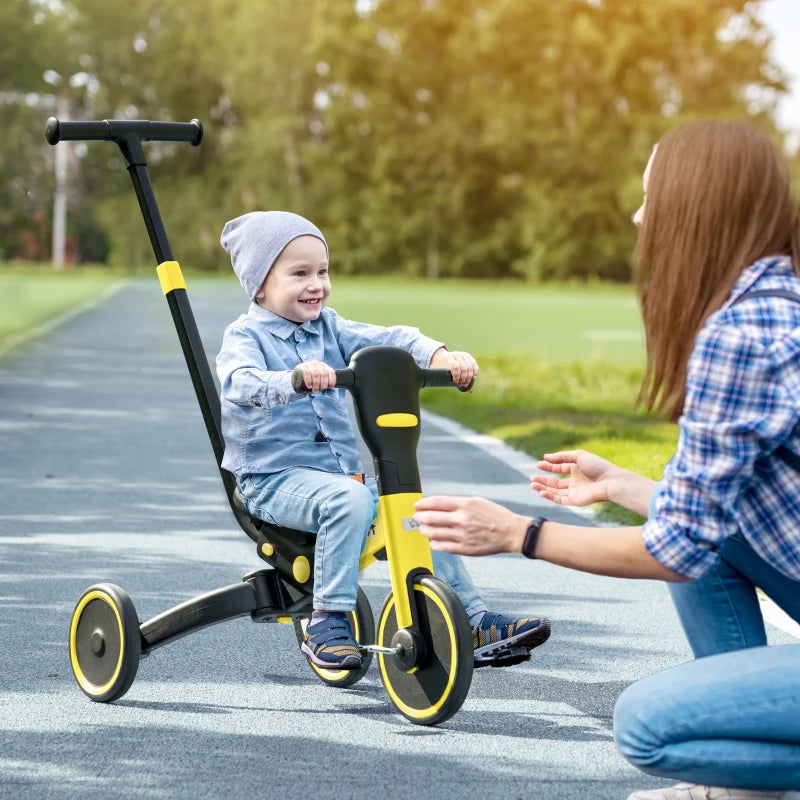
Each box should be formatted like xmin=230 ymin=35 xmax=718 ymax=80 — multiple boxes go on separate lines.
xmin=530 ymin=450 xmax=617 ymax=507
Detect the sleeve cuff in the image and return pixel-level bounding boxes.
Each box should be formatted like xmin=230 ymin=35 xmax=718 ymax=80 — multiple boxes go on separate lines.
xmin=413 ymin=338 xmax=446 ymax=369
xmin=265 ymin=371 xmax=300 ymax=406
xmin=641 ymin=517 xmax=720 ymax=579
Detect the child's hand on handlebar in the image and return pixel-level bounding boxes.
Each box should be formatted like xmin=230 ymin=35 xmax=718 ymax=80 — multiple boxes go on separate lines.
xmin=430 ymin=348 xmax=479 ymax=389
xmin=299 ymin=360 xmax=337 ymax=393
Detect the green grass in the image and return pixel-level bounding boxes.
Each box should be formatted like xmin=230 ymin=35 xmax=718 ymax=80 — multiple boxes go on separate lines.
xmin=2 ymin=269 xmax=675 ymax=522
xmin=0 ymin=264 xmax=121 ymax=351
xmin=328 ymin=276 xmax=646 ymax=365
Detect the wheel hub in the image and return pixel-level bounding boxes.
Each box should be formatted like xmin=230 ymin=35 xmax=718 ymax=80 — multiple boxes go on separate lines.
xmin=391 ymin=627 xmax=425 ymax=671
xmin=91 ymin=629 xmax=106 ymax=656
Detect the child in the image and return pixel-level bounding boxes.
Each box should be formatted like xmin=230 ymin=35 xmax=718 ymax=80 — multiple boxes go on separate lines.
xmin=216 ymin=210 xmax=551 ymax=670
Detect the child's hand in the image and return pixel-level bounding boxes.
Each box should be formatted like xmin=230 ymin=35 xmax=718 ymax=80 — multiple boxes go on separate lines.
xmin=299 ymin=360 xmax=337 ymax=393
xmin=430 ymin=348 xmax=478 ymax=389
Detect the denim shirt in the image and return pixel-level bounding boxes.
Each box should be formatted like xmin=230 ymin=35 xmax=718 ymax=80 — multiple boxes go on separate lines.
xmin=216 ymin=304 xmax=444 ymax=478
xmin=643 ymin=256 xmax=800 ymax=581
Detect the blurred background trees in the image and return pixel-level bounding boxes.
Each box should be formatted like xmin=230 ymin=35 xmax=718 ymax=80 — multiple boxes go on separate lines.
xmin=1 ymin=0 xmax=791 ymax=280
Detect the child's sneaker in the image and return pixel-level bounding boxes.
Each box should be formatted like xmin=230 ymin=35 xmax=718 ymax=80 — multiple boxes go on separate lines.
xmin=472 ymin=611 xmax=551 ymax=662
xmin=300 ymin=613 xmax=363 ymax=670
xmin=627 ymin=784 xmax=800 ymax=800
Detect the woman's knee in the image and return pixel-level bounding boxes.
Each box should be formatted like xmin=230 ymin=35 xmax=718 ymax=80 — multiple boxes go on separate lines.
xmin=613 ymin=681 xmax=667 ymax=770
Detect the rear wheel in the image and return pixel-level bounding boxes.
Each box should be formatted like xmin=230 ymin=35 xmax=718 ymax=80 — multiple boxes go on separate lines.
xmin=294 ymin=585 xmax=374 ymax=687
xmin=69 ymin=583 xmax=141 ymax=702
xmin=376 ymin=574 xmax=473 ymax=725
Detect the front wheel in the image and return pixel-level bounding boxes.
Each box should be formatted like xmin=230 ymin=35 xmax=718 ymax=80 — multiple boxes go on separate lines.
xmin=294 ymin=585 xmax=374 ymax=688
xmin=69 ymin=583 xmax=141 ymax=702
xmin=376 ymin=574 xmax=473 ymax=725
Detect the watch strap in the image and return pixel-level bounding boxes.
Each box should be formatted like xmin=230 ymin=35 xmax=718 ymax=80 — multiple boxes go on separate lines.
xmin=522 ymin=516 xmax=545 ymax=559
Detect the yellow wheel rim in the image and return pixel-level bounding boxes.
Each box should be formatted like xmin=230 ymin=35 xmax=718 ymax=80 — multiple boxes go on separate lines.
xmin=69 ymin=590 xmax=124 ymax=696
xmin=377 ymin=585 xmax=457 ymax=720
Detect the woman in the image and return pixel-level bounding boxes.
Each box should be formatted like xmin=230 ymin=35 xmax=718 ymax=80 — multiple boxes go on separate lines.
xmin=413 ymin=120 xmax=800 ymax=798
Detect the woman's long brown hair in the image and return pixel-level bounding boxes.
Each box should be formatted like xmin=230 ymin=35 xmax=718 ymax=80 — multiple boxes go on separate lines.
xmin=636 ymin=120 xmax=800 ymax=422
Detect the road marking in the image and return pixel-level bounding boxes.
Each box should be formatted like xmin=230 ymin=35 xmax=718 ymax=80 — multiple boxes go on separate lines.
xmin=759 ymin=592 xmax=800 ymax=639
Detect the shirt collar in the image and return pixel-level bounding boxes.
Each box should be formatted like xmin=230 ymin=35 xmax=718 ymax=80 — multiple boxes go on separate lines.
xmin=246 ymin=302 xmax=322 ymax=339
xmin=723 ymin=255 xmax=795 ymax=309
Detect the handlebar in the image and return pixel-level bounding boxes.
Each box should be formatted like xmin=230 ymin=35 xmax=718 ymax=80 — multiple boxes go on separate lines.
xmin=290 ymin=365 xmax=472 ymax=394
xmin=421 ymin=369 xmax=473 ymax=392
xmin=45 ymin=117 xmax=203 ymax=147
xmin=292 ymin=367 xmax=355 ymax=394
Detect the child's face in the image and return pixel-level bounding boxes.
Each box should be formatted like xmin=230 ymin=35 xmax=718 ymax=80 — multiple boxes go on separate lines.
xmin=255 ymin=235 xmax=330 ymax=323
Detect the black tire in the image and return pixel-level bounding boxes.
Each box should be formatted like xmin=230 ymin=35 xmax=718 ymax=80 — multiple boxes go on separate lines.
xmin=69 ymin=583 xmax=141 ymax=702
xmin=376 ymin=574 xmax=473 ymax=725
xmin=293 ymin=585 xmax=374 ymax=688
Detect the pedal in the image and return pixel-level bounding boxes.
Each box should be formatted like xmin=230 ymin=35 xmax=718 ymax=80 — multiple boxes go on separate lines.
xmin=474 ymin=645 xmax=531 ymax=669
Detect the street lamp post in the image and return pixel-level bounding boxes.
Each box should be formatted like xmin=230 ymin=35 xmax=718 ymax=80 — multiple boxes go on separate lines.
xmin=51 ymin=84 xmax=69 ymax=267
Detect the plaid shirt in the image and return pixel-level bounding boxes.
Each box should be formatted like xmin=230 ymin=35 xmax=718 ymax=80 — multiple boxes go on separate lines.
xmin=644 ymin=255 xmax=800 ymax=580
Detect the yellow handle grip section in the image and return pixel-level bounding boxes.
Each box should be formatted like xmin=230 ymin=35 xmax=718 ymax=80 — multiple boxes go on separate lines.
xmin=376 ymin=413 xmax=418 ymax=428
xmin=156 ymin=261 xmax=187 ymax=295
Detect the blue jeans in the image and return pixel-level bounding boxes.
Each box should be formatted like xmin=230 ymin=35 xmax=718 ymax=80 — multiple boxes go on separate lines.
xmin=238 ymin=468 xmax=485 ymax=616
xmin=668 ymin=532 xmax=800 ymax=658
xmin=613 ymin=644 xmax=800 ymax=790
xmin=615 ymin=484 xmax=800 ymax=787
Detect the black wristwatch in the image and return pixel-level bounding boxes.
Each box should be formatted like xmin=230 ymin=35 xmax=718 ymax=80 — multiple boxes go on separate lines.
xmin=522 ymin=516 xmax=546 ymax=559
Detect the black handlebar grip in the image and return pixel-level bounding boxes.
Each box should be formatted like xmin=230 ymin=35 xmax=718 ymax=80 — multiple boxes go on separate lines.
xmin=45 ymin=117 xmax=203 ymax=146
xmin=291 ymin=366 xmax=355 ymax=394
xmin=421 ymin=368 xmax=474 ymax=393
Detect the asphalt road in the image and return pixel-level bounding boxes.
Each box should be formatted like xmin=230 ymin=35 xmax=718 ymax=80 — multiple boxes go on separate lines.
xmin=1 ymin=278 xmax=794 ymax=800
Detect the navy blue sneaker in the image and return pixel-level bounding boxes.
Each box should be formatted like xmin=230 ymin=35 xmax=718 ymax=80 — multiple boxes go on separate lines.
xmin=472 ymin=612 xmax=551 ymax=663
xmin=300 ymin=613 xmax=363 ymax=670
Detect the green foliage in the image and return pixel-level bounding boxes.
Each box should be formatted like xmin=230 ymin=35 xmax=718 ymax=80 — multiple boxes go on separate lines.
xmin=1 ymin=0 xmax=789 ymax=278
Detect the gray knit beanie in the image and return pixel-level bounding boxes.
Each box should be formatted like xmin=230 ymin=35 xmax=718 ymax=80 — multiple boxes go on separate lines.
xmin=220 ymin=211 xmax=328 ymax=300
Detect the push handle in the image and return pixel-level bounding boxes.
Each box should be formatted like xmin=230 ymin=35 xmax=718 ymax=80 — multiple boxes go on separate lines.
xmin=421 ymin=368 xmax=474 ymax=392
xmin=45 ymin=117 xmax=203 ymax=146
xmin=291 ymin=366 xmax=356 ymax=394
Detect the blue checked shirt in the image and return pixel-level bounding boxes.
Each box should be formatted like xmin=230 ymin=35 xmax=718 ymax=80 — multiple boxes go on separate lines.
xmin=216 ymin=304 xmax=443 ymax=479
xmin=644 ymin=255 xmax=800 ymax=580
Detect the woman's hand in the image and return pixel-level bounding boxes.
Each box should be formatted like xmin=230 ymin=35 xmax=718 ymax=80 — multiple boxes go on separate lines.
xmin=413 ymin=495 xmax=528 ymax=556
xmin=299 ymin=360 xmax=336 ymax=393
xmin=429 ymin=347 xmax=478 ymax=389
xmin=531 ymin=450 xmax=656 ymax=517
xmin=530 ymin=450 xmax=619 ymax=507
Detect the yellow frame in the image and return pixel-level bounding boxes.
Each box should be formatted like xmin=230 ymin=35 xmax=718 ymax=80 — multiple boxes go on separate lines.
xmin=359 ymin=493 xmax=432 ymax=630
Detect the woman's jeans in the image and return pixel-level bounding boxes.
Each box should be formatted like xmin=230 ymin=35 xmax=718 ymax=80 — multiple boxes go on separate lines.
xmin=613 ymin=644 xmax=800 ymax=790
xmin=668 ymin=533 xmax=800 ymax=658
xmin=238 ymin=468 xmax=485 ymax=616
xmin=615 ymin=490 xmax=800 ymax=788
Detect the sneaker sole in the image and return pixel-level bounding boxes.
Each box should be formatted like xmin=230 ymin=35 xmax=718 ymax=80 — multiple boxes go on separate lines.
xmin=473 ymin=618 xmax=551 ymax=660
xmin=300 ymin=641 xmax=363 ymax=671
